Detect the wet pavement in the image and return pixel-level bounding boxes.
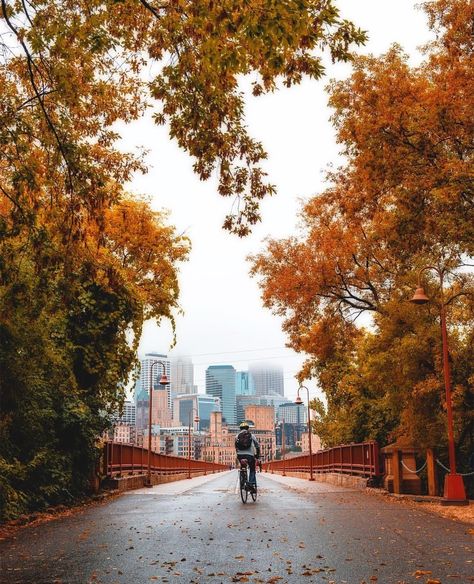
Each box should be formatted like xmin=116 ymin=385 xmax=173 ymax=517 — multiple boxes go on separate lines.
xmin=0 ymin=471 xmax=472 ymax=583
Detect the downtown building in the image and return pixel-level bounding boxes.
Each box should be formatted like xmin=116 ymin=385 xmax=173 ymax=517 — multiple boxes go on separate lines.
xmin=201 ymin=411 xmax=237 ymax=467
xmin=109 ymin=399 xmax=137 ymax=444
xmin=135 ymin=353 xmax=173 ymax=434
xmin=173 ymin=393 xmax=222 ymax=431
xmin=277 ymin=402 xmax=307 ymax=447
xmin=236 ymin=393 xmax=290 ymax=424
xmin=205 ymin=365 xmax=236 ymax=425
xmin=244 ymin=404 xmax=276 ymax=462
xmin=170 ymin=355 xmax=196 ymax=395
xmin=248 ymin=362 xmax=284 ymax=396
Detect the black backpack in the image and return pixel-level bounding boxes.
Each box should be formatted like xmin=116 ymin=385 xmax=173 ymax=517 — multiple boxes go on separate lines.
xmin=236 ymin=430 xmax=252 ymax=450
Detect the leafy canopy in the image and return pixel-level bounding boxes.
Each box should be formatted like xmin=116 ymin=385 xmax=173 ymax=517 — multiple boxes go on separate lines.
xmin=250 ymin=0 xmax=474 ymax=457
xmin=1 ymin=0 xmax=366 ymax=236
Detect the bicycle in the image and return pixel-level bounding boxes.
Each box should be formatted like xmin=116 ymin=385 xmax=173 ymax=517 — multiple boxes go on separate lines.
xmin=238 ymin=459 xmax=257 ymax=503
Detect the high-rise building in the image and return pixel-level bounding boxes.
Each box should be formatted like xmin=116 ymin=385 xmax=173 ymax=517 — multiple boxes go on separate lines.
xmin=170 ymin=355 xmax=195 ymax=395
xmin=205 ymin=365 xmax=236 ymax=425
xmin=111 ymin=400 xmax=136 ymax=426
xmin=249 ymin=362 xmax=284 ymax=396
xmin=138 ymin=353 xmax=171 ymax=401
xmin=173 ymin=393 xmax=221 ymax=431
xmin=235 ymin=371 xmax=255 ymax=396
xmin=277 ymin=402 xmax=307 ymax=445
xmin=278 ymin=402 xmax=307 ymax=425
xmin=135 ymin=353 xmax=172 ymax=431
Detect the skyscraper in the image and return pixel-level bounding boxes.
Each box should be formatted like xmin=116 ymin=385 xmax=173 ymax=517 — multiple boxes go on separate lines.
xmin=170 ymin=355 xmax=195 ymax=395
xmin=138 ymin=353 xmax=171 ymax=397
xmin=278 ymin=402 xmax=307 ymax=444
xmin=249 ymin=362 xmax=284 ymax=396
xmin=235 ymin=371 xmax=255 ymax=396
xmin=205 ymin=365 xmax=236 ymax=425
xmin=173 ymin=393 xmax=221 ymax=431
xmin=135 ymin=353 xmax=172 ymax=431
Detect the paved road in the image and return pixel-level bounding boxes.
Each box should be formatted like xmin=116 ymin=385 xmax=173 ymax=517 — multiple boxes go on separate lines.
xmin=1 ymin=471 xmax=472 ymax=583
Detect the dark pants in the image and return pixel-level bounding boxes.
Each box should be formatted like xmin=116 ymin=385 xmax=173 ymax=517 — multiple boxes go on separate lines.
xmin=237 ymin=454 xmax=257 ymax=485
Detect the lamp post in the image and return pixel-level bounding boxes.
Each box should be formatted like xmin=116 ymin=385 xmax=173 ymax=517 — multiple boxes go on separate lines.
xmin=279 ymin=418 xmax=286 ymax=476
xmin=296 ymin=385 xmax=315 ymax=481
xmin=146 ymin=361 xmax=169 ymax=488
xmin=187 ymin=407 xmax=200 ymax=479
xmin=410 ymin=266 xmax=467 ymax=504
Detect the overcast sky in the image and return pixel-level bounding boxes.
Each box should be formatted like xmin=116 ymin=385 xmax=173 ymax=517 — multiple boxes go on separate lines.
xmin=122 ymin=1 xmax=433 ymax=401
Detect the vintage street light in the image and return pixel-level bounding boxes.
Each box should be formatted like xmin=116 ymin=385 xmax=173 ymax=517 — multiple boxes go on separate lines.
xmin=296 ymin=385 xmax=315 ymax=481
xmin=278 ymin=418 xmax=286 ymax=476
xmin=410 ymin=266 xmax=467 ymax=505
xmin=146 ymin=361 xmax=169 ymax=488
xmin=187 ymin=407 xmax=200 ymax=479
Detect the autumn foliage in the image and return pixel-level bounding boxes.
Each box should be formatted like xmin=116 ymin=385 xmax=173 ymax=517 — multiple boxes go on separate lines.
xmin=0 ymin=1 xmax=366 ymax=519
xmin=251 ymin=0 xmax=474 ymax=472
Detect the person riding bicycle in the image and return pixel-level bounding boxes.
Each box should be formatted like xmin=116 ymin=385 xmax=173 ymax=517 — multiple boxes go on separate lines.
xmin=235 ymin=421 xmax=260 ymax=489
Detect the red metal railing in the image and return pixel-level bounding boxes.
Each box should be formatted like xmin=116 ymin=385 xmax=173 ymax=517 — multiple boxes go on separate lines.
xmin=262 ymin=441 xmax=381 ymax=479
xmin=103 ymin=442 xmax=228 ymax=478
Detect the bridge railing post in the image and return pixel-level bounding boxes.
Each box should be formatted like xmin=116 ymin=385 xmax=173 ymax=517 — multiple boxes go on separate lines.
xmin=392 ymin=449 xmax=402 ymax=494
xmin=426 ymin=448 xmax=438 ymax=496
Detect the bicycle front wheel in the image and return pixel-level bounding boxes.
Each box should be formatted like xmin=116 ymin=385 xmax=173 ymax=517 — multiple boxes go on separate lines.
xmin=240 ymin=484 xmax=248 ymax=503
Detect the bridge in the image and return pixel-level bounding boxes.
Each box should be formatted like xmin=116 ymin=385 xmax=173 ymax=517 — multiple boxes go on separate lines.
xmin=1 ymin=441 xmax=472 ymax=583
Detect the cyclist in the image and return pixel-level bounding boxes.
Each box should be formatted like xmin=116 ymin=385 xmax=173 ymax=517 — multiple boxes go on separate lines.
xmin=235 ymin=421 xmax=261 ymax=490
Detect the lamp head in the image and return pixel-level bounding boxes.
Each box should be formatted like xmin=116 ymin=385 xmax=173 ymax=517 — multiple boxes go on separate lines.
xmin=159 ymin=373 xmax=170 ymax=385
xmin=295 ymin=395 xmax=303 ymax=405
xmin=410 ymin=287 xmax=430 ymax=305
xmin=194 ymin=416 xmax=200 ymax=423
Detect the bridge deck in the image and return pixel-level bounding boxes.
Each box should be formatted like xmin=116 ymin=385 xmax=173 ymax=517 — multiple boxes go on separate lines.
xmin=1 ymin=472 xmax=472 ymax=583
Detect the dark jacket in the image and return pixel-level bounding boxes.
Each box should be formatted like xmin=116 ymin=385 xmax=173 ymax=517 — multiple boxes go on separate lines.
xmin=235 ymin=430 xmax=260 ymax=458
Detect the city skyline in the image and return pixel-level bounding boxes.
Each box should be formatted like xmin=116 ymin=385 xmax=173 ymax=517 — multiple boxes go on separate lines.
xmin=134 ymin=350 xmax=298 ymax=399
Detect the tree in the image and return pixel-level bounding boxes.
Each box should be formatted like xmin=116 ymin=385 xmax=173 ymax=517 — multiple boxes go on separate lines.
xmin=250 ymin=0 xmax=474 ymax=457
xmin=0 ymin=194 xmax=189 ymax=520
xmin=1 ymin=0 xmax=366 ymax=236
xmin=1 ymin=0 xmax=366 ymax=519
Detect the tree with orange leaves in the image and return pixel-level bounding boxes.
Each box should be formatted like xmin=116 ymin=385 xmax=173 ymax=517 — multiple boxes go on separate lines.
xmin=251 ymin=0 xmax=474 ymax=461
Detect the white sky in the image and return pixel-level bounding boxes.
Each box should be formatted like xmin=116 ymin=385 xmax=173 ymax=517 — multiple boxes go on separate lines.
xmin=122 ymin=1 xmax=433 ymax=401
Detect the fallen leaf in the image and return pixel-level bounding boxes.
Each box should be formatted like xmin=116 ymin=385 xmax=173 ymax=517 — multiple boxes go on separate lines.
xmin=413 ymin=570 xmax=432 ymax=577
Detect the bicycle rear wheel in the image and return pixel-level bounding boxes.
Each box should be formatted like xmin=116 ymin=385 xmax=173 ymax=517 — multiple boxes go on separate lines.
xmin=240 ymin=471 xmax=248 ymax=504
xmin=250 ymin=484 xmax=257 ymax=502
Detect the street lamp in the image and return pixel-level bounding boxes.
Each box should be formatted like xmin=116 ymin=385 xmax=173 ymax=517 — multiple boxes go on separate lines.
xmin=296 ymin=385 xmax=315 ymax=481
xmin=410 ymin=266 xmax=467 ymax=505
xmin=146 ymin=361 xmax=169 ymax=488
xmin=277 ymin=418 xmax=286 ymax=476
xmin=188 ymin=407 xmax=200 ymax=479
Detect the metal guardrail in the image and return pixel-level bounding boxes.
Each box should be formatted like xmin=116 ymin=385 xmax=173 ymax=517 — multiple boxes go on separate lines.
xmin=103 ymin=442 xmax=228 ymax=477
xmin=262 ymin=441 xmax=382 ymax=479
